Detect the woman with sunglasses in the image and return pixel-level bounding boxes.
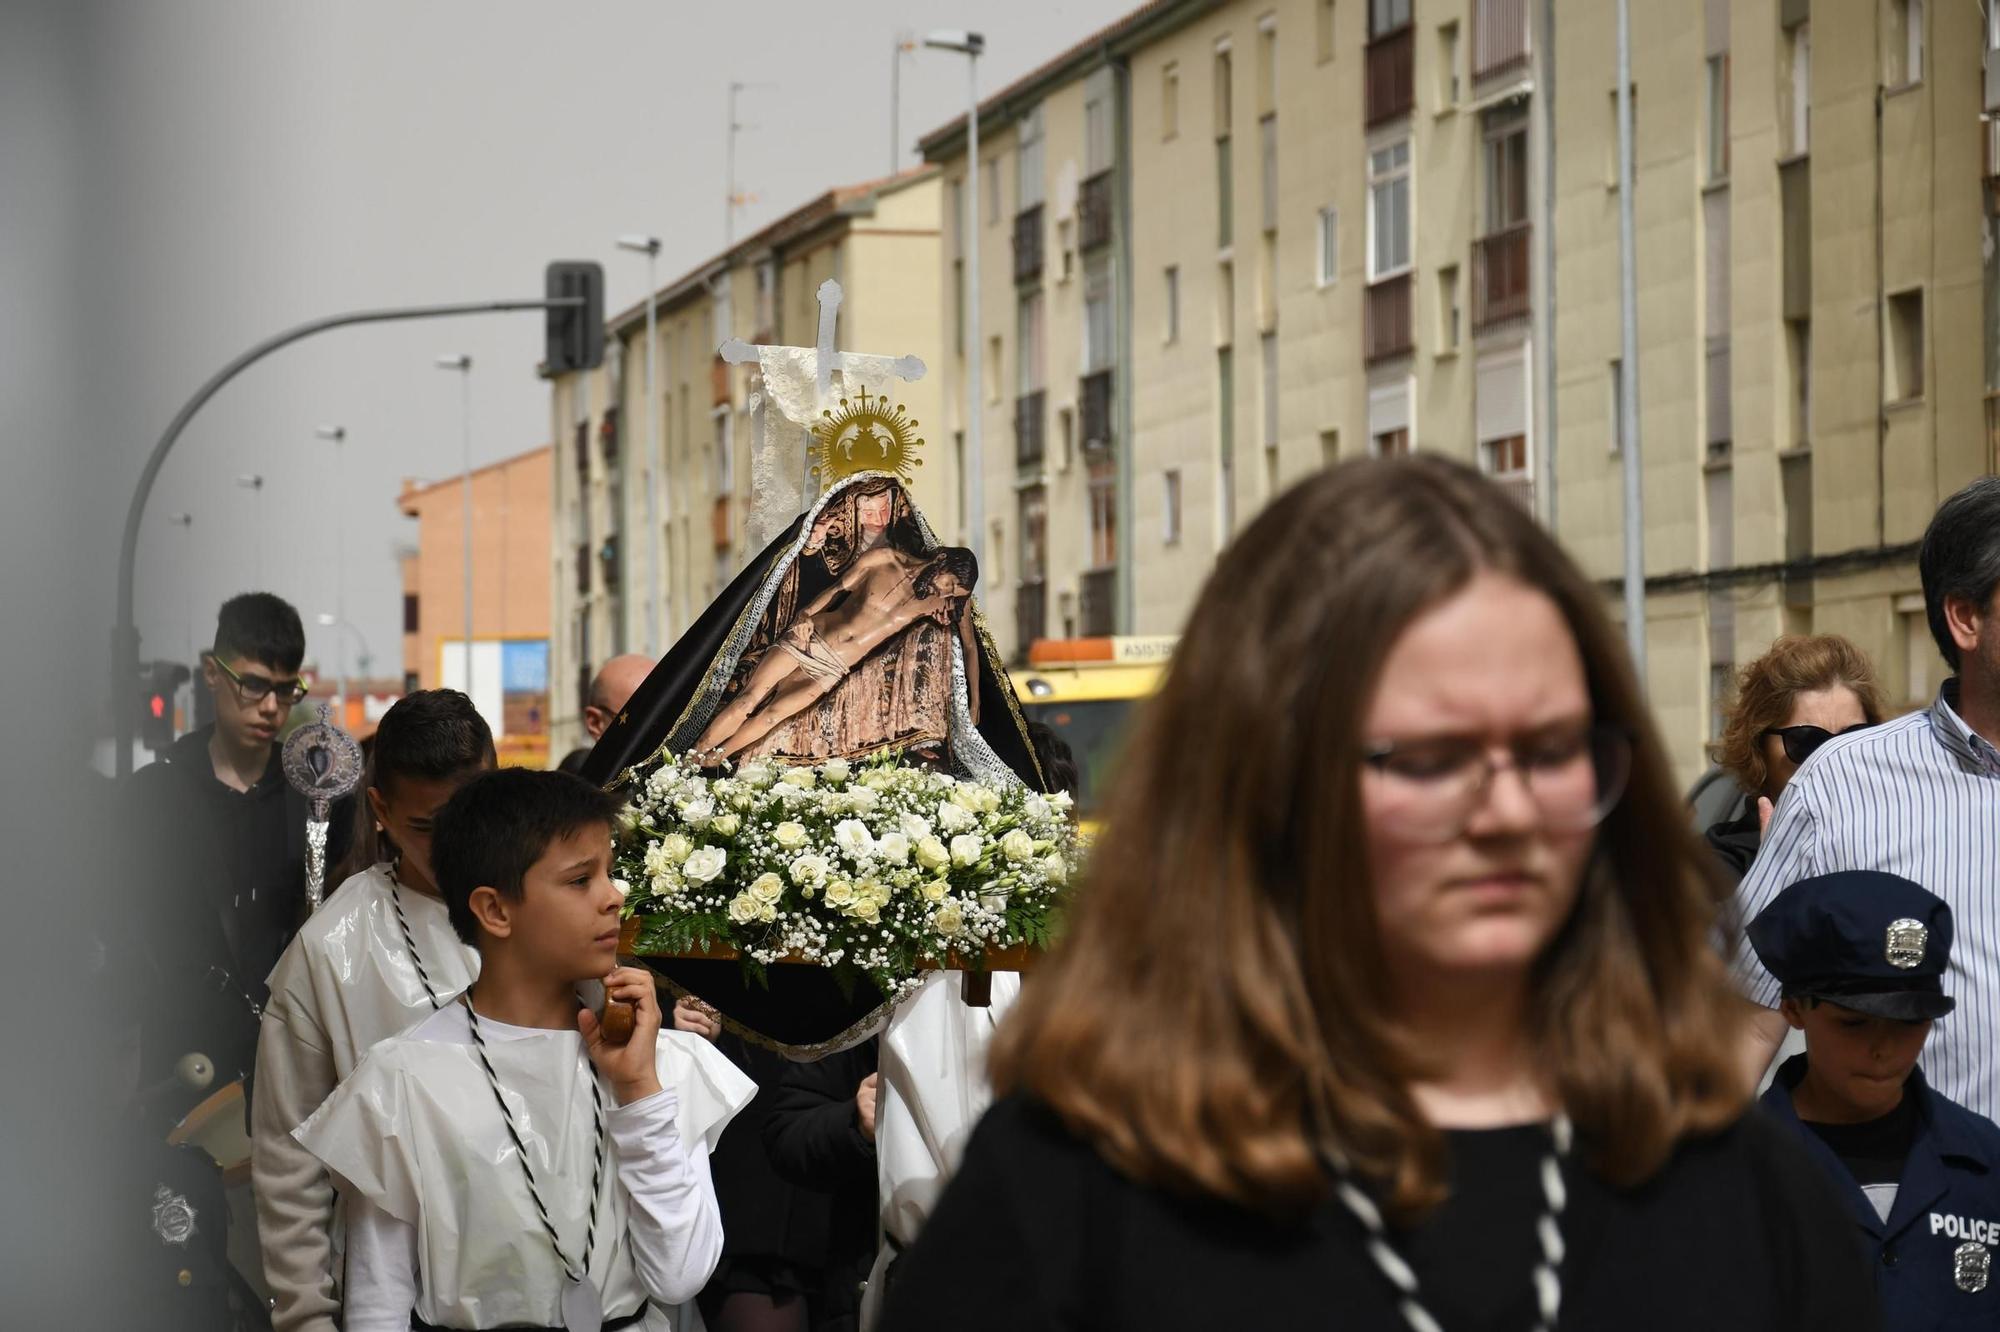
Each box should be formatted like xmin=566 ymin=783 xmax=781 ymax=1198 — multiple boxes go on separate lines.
xmin=878 ymin=456 xmax=1874 ymax=1332
xmin=1707 ymin=636 xmax=1885 ymax=884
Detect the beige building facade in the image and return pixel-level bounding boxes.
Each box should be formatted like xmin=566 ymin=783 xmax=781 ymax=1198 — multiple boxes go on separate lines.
xmin=547 ymin=169 xmax=946 ymax=762
xmin=921 ymin=0 xmax=2000 ymax=784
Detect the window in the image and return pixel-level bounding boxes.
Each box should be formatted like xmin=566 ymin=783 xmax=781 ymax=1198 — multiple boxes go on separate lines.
xmin=953 ymin=259 xmax=966 ymax=354
xmin=987 ymin=335 xmax=1004 ymax=403
xmin=1017 ymin=290 xmax=1046 ymax=396
xmin=1214 ymin=44 xmax=1233 ymax=136
xmin=1889 ymin=0 xmax=1923 ymax=86
xmin=1371 ymin=428 xmax=1410 ymax=456
xmin=403 ymin=594 xmax=419 ymax=634
xmin=1318 ymin=0 xmax=1337 ymax=62
xmin=1088 ymin=460 xmax=1118 ymax=567
xmin=1367 ymin=139 xmax=1412 ymax=279
xmin=1484 ymin=112 xmax=1528 ymax=232
xmin=953 ymin=432 xmax=966 ymax=534
xmin=1481 ymin=433 xmax=1529 ymax=480
xmin=1371 ymin=0 xmax=1411 ymax=38
xmin=1706 ymin=54 xmax=1730 ymax=180
xmin=1438 ymin=264 xmax=1461 ymax=351
xmin=1261 ymin=332 xmax=1279 ymax=448
xmin=1785 ymin=23 xmax=1811 ymax=156
xmin=1260 ymin=115 xmax=1278 ymax=233
xmin=1058 ymin=405 xmax=1076 ymax=471
xmin=1609 ymin=358 xmax=1625 ymax=454
xmin=1085 ymin=255 xmax=1115 ymax=371
xmin=1320 ymin=428 xmax=1340 ymax=465
xmin=1887 ymin=288 xmax=1924 ymax=402
xmin=1257 ymin=17 xmax=1278 ymax=116
xmin=1085 ymin=91 xmax=1113 ymax=176
xmin=1787 ymin=318 xmax=1813 ymax=445
xmin=1216 ymin=259 xmax=1235 ymax=345
xmin=1317 ymin=207 xmax=1339 ymax=286
xmin=1368 ymin=377 xmax=1411 ymax=455
xmin=755 ymin=261 xmax=775 ymax=333
xmin=1163 ymin=62 xmax=1180 ymax=139
xmin=1217 ymin=136 xmax=1235 ymax=249
xmin=1020 ymin=486 xmax=1048 ymax=582
xmin=983 ymin=157 xmax=1002 ymax=224
xmin=1017 ymin=106 xmax=1046 ymax=210
xmin=712 ymin=407 xmax=734 ymax=496
xmin=1438 ymin=21 xmax=1461 ymax=107
xmin=1163 ymin=469 xmax=1184 ymax=544
xmin=1164 ymin=266 xmax=1181 ymax=342
xmin=1265 ymin=445 xmax=1281 ymax=497
xmin=1217 ymin=347 xmax=1236 ymax=537
xmin=948 ymin=177 xmax=965 ymax=254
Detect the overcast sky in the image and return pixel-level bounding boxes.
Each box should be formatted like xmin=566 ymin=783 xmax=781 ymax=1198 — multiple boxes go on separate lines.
xmin=80 ymin=0 xmax=1132 ymax=689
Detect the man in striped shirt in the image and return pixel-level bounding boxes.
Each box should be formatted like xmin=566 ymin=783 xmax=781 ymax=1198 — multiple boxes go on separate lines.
xmin=1735 ymin=476 xmax=2000 ymax=1116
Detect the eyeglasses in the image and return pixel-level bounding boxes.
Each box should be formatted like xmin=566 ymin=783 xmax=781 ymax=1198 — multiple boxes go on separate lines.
xmin=1361 ymin=723 xmax=1633 ymax=846
xmin=1760 ymin=722 xmax=1871 ymax=765
xmin=208 ymin=655 xmax=311 ymax=706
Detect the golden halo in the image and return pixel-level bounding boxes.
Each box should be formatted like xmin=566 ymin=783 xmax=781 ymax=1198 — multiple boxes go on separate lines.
xmin=808 ymin=388 xmax=925 ymax=485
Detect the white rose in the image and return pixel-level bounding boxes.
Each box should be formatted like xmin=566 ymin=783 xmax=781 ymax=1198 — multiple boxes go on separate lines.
xmin=834 ymin=819 xmax=878 ymax=863
xmin=679 ymin=796 xmax=716 ymax=828
xmin=851 ymin=899 xmax=881 ymax=924
xmin=876 ymin=831 xmax=911 ymax=866
xmin=683 ymin=846 xmax=728 ymax=884
xmin=914 ymin=836 xmax=951 ymax=871
xmin=709 ymin=812 xmax=741 ymax=837
xmin=1038 ymin=854 xmax=1069 ymax=885
xmin=611 ymin=878 xmax=632 ymax=899
xmin=1050 ymin=790 xmax=1075 ymax=813
xmin=936 ymin=801 xmax=975 ymax=833
xmin=899 ymin=812 xmax=934 ymax=841
xmin=949 ymin=785 xmax=983 ymax=813
xmin=950 ymin=833 xmax=984 ymax=868
xmin=999 ymin=829 xmax=1036 ymax=863
xmin=658 ymin=833 xmax=694 ymax=866
xmin=934 ymin=902 xmax=965 ymax=935
xmin=756 ymin=901 xmax=778 ymax=923
xmin=772 ymin=821 xmax=809 ymax=851
xmin=726 ymin=892 xmax=758 ymax=924
xmin=824 ymin=879 xmax=857 ymax=907
xmin=845 ymin=785 xmax=880 ymax=814
xmin=868 ymin=879 xmax=894 ymax=907
xmin=861 ymin=769 xmax=897 ymax=791
xmin=1023 ymin=795 xmax=1054 ymax=824
xmin=821 ymin=758 xmax=852 ymax=783
xmin=739 ymin=761 xmax=777 ymax=789
xmin=979 ymin=888 xmax=1010 ymax=912
xmin=780 ymin=768 xmax=818 ymax=789
xmin=921 ymin=878 xmax=949 ymax=903
xmin=749 ymin=872 xmax=784 ymax=904
xmin=789 ymin=853 xmax=829 ymax=885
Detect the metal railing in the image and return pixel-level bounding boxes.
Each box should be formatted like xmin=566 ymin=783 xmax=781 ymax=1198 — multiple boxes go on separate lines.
xmin=1364 ymin=273 xmax=1414 ymax=362
xmin=1079 ymin=568 xmax=1117 ymax=636
xmin=1013 ymin=204 xmax=1045 ymax=284
xmin=1472 ymin=0 xmax=1530 ymax=81
xmin=1365 ymin=25 xmax=1415 ymax=126
xmin=1080 ymin=369 xmax=1114 ymax=450
xmin=1079 ymin=171 xmax=1115 ymax=252
xmin=1015 ymin=389 xmax=1047 ymax=469
xmin=1473 ymin=223 xmax=1531 ymax=328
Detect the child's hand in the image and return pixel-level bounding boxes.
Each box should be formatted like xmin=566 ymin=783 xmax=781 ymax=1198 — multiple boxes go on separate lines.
xmin=855 ymin=1072 xmax=879 ymax=1141
xmin=579 ymin=966 xmax=663 ymax=1104
xmin=672 ymin=996 xmax=722 ymax=1042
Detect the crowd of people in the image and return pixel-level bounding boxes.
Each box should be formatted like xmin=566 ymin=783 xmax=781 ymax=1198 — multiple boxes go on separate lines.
xmin=125 ymin=463 xmax=2000 ymax=1331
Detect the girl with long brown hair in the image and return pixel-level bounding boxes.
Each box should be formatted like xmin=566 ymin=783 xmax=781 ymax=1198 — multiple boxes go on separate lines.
xmin=879 ymin=457 xmax=1873 ymax=1331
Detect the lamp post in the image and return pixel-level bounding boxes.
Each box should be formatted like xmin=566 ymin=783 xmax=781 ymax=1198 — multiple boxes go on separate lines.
xmin=924 ymin=30 xmax=986 ymax=551
xmin=167 ymin=512 xmax=195 ymax=719
xmin=435 ymin=355 xmax=474 ymax=696
xmin=616 ymin=235 xmax=664 ymax=654
xmin=890 ymin=32 xmax=918 ymax=174
xmin=313 ymin=424 xmax=348 ymax=712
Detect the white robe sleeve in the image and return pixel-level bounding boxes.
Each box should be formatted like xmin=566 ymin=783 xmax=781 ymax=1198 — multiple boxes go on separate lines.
xmin=605 ymin=1088 xmax=723 ymax=1307
xmin=339 ymin=1195 xmax=420 ymax=1332
xmin=293 ymin=1048 xmax=424 ymax=1227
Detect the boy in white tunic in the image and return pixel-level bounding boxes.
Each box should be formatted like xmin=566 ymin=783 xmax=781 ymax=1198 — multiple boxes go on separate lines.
xmin=254 ymin=688 xmax=494 ymax=1332
xmin=297 ymin=767 xmax=754 ymax=1331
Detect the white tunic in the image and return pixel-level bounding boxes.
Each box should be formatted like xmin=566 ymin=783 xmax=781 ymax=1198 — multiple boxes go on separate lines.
xmin=253 ymin=865 xmax=481 ymax=1332
xmin=297 ymin=1003 xmax=755 ymax=1331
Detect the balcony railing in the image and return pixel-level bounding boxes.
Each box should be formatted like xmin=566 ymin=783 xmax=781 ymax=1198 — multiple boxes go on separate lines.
xmin=599 ymin=406 xmax=619 ymax=467
xmin=1473 ymin=223 xmax=1531 ymax=328
xmin=575 ymin=544 xmax=591 ymax=596
xmin=599 ymin=534 xmax=621 ymax=590
xmin=1079 ymin=171 xmax=1114 ymax=252
xmin=1079 ymin=568 xmax=1117 ymax=637
xmin=710 ymin=356 xmax=730 ymax=408
xmin=1015 ymin=579 xmax=1047 ymax=657
xmin=1015 ymin=389 xmax=1047 ymax=470
xmin=1364 ymin=25 xmax=1415 ymax=126
xmin=1013 ymin=204 xmax=1045 ymax=285
xmin=1472 ymin=0 xmax=1530 ymax=82
xmin=574 ymin=421 xmax=590 ymax=479
xmin=1364 ymin=273 xmax=1414 ymax=362
xmin=1079 ymin=369 xmax=1114 ymax=450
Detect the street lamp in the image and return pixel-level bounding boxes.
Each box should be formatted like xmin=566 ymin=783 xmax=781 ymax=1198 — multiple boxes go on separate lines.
xmin=435 ymin=354 xmax=474 ymax=696
xmin=616 ymin=234 xmax=665 ymax=654
xmin=315 ymin=612 xmax=373 ymax=722
xmin=924 ymin=29 xmax=986 ymax=551
xmin=235 ymin=473 xmax=266 ymax=570
xmin=167 ymin=512 xmax=195 ymax=697
xmin=313 ymin=424 xmax=349 ymax=715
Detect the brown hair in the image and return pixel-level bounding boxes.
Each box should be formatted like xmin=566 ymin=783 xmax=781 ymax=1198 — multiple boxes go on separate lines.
xmin=992 ymin=455 xmax=1747 ymax=1220
xmin=1711 ymin=635 xmax=1886 ymax=798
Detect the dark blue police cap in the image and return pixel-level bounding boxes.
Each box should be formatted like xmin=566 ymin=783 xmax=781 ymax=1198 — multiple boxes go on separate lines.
xmin=1747 ymin=871 xmax=1955 ymax=1022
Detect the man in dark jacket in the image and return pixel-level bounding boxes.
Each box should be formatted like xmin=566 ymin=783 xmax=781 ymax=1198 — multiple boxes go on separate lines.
xmin=763 ymin=1040 xmax=881 ymax=1332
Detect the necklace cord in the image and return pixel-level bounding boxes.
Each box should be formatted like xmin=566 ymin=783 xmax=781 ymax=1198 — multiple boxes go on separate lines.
xmin=389 ymin=871 xmax=442 ymax=1011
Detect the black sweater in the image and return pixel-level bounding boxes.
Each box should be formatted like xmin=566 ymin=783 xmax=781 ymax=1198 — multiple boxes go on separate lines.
xmin=881 ymin=1094 xmax=1882 ymax=1332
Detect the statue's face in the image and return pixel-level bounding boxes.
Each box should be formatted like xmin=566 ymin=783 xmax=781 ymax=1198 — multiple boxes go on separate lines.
xmin=857 ymin=490 xmax=893 ymax=531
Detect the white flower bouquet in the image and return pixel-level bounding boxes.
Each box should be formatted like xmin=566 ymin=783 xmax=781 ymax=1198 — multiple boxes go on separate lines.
xmin=617 ymin=751 xmax=1079 ymax=1002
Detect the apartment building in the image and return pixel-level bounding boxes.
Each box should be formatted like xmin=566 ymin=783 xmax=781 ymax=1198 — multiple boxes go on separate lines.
xmin=546 ymin=168 xmax=945 ymax=760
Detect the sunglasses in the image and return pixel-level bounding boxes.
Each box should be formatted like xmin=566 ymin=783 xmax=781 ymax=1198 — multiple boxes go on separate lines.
xmin=1760 ymin=722 xmax=1872 ymax=765
xmin=208 ymin=655 xmax=311 ymax=706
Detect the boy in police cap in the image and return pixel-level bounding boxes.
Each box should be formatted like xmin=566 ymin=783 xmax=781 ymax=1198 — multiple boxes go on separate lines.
xmin=1750 ymin=869 xmax=2000 ymax=1326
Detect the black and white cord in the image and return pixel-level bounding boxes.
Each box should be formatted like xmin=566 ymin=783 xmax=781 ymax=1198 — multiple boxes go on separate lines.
xmin=389 ymin=867 xmax=442 ymax=1010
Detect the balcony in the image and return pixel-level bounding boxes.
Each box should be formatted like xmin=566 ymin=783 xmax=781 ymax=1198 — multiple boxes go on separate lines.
xmin=575 ymin=543 xmax=591 ymax=596
xmin=1079 ymin=369 xmax=1114 ymax=451
xmin=1364 ymin=25 xmax=1415 ymax=127
xmin=1015 ymin=579 xmax=1048 ymax=657
xmin=1013 ymin=204 xmax=1045 ymax=285
xmin=599 ymin=534 xmax=621 ymax=590
xmin=599 ymin=406 xmax=620 ymax=467
xmin=1015 ymin=389 xmax=1047 ymax=470
xmin=1079 ymin=171 xmax=1115 ymax=252
xmin=1364 ymin=273 xmax=1414 ymax=363
xmin=574 ymin=421 xmax=590 ymax=479
xmin=1472 ymin=0 xmax=1530 ymax=83
xmin=1079 ymin=568 xmax=1117 ymax=637
xmin=710 ymin=356 xmax=731 ymax=408
xmin=1473 ymin=223 xmax=1531 ymax=329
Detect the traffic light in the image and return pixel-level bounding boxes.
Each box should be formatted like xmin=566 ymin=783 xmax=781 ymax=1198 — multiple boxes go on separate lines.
xmin=545 ymin=261 xmax=605 ymax=374
xmin=139 ymin=660 xmax=191 ymax=753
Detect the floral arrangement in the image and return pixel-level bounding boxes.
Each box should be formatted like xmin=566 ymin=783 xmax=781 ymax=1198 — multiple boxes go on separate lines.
xmin=616 ymin=751 xmax=1079 ymax=1002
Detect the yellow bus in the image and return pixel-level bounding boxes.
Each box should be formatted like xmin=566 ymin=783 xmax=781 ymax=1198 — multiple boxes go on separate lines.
xmin=1009 ymin=636 xmax=1173 ymax=821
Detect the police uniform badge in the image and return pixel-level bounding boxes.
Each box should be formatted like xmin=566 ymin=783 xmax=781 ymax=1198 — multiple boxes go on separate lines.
xmin=1885 ymin=918 xmax=1928 ymax=970
xmin=1954 ymin=1241 xmax=1991 ymax=1293
xmin=150 ymin=1184 xmax=197 ymax=1246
